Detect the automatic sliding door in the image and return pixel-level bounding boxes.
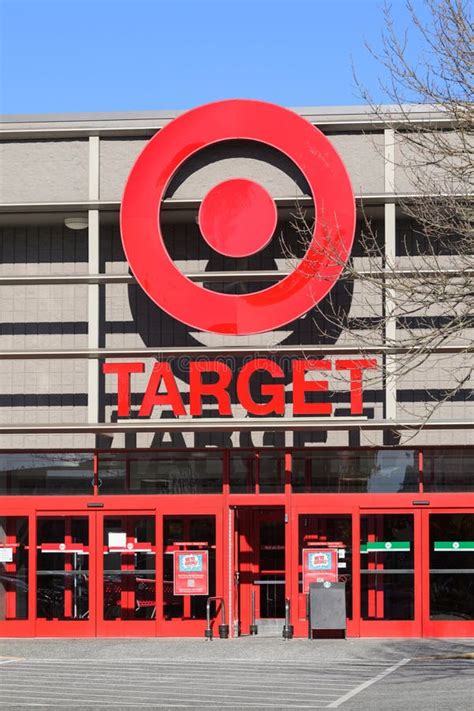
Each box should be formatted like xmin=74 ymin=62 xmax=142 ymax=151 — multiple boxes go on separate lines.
xmin=359 ymin=512 xmax=420 ymax=636
xmin=423 ymin=511 xmax=474 ymax=636
xmin=98 ymin=513 xmax=157 ymax=635
xmin=162 ymin=515 xmax=216 ymax=634
xmin=35 ymin=514 xmax=94 ymax=636
xmin=290 ymin=510 xmax=354 ymax=638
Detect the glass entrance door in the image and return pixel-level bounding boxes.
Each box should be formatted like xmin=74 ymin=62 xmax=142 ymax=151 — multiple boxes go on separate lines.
xmin=289 ymin=506 xmax=355 ymax=638
xmin=359 ymin=511 xmax=421 ymax=636
xmin=35 ymin=513 xmax=96 ymax=636
xmin=34 ymin=510 xmax=158 ymax=637
xmin=359 ymin=508 xmax=474 ymax=637
xmin=161 ymin=514 xmax=217 ymax=635
xmin=298 ymin=513 xmax=353 ymax=636
xmin=423 ymin=510 xmax=474 ymax=637
xmin=97 ymin=512 xmax=157 ymax=636
xmin=2 ymin=505 xmax=223 ymax=638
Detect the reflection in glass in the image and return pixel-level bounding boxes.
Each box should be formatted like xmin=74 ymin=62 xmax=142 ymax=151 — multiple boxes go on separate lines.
xmin=229 ymin=453 xmax=256 ymax=493
xmin=0 ymin=453 xmax=94 ymax=495
xmin=163 ymin=516 xmax=215 ymax=621
xmin=229 ymin=451 xmax=286 ymax=493
xmin=430 ymin=514 xmax=474 ymax=620
xmin=0 ymin=516 xmax=28 ymax=621
xmin=299 ymin=515 xmax=352 ymax=619
xmin=98 ymin=451 xmax=223 ymax=494
xmin=103 ymin=516 xmax=156 ymax=621
xmin=424 ymin=450 xmax=474 ymax=492
xmin=361 ymin=514 xmax=414 ymax=621
xmin=36 ymin=517 xmax=89 ymax=620
xmin=293 ymin=450 xmax=418 ymax=493
xmin=259 ymin=451 xmax=285 ymax=493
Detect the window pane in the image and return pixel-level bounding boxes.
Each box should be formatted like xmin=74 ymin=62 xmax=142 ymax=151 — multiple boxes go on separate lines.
xmin=36 ymin=516 xmax=89 ymax=621
xmin=424 ymin=450 xmax=474 ymax=492
xmin=163 ymin=516 xmax=216 ymax=621
xmin=0 ymin=516 xmax=29 ymax=621
xmin=98 ymin=451 xmax=223 ymax=494
xmin=361 ymin=514 xmax=415 ymax=621
xmin=292 ymin=450 xmax=418 ymax=493
xmin=299 ymin=514 xmax=353 ymax=620
xmin=103 ymin=516 xmax=156 ymax=621
xmin=0 ymin=453 xmax=94 ymax=495
xmin=259 ymin=451 xmax=285 ymax=493
xmin=429 ymin=513 xmax=474 ymax=620
xmin=229 ymin=453 xmax=256 ymax=493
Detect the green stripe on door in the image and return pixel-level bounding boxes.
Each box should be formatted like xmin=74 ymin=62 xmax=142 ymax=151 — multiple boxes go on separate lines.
xmin=361 ymin=541 xmax=411 ymax=553
xmin=434 ymin=541 xmax=474 ymax=551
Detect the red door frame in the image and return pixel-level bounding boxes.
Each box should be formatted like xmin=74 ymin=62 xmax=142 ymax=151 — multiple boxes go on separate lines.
xmin=358 ymin=497 xmax=474 ymax=637
xmin=158 ymin=500 xmax=224 ymax=637
xmin=96 ymin=509 xmax=157 ymax=638
xmin=289 ymin=493 xmax=474 ymax=638
xmin=93 ymin=495 xmax=224 ymax=637
xmin=236 ymin=506 xmax=286 ymax=634
xmin=1 ymin=492 xmax=473 ymax=638
xmin=0 ymin=507 xmax=36 ymax=637
xmin=1 ymin=496 xmax=225 ymax=638
xmin=357 ymin=506 xmax=422 ymax=637
xmin=289 ymin=497 xmax=359 ymax=638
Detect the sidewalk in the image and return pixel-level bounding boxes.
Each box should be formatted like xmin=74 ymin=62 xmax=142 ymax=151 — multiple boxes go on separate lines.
xmin=1 ymin=635 xmax=473 ymax=663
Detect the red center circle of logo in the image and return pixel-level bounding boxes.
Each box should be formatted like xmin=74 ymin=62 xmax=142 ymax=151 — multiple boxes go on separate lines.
xmin=198 ymin=178 xmax=277 ymax=258
xmin=120 ymin=99 xmax=355 ymax=335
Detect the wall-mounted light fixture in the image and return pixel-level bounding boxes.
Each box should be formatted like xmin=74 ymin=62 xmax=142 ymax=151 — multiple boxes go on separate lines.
xmin=64 ymin=216 xmax=88 ymax=230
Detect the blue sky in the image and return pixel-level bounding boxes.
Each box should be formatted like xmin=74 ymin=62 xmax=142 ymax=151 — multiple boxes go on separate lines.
xmin=0 ymin=0 xmax=430 ymax=114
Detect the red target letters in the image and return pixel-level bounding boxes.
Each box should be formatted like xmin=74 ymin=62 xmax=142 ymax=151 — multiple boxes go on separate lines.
xmin=103 ymin=358 xmax=377 ymax=419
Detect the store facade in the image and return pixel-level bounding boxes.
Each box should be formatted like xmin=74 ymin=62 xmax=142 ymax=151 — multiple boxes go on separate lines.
xmin=0 ymin=101 xmax=472 ymax=638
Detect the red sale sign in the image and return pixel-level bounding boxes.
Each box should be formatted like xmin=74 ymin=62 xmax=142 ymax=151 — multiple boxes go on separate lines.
xmin=303 ymin=548 xmax=338 ymax=593
xmin=173 ymin=550 xmax=209 ymax=596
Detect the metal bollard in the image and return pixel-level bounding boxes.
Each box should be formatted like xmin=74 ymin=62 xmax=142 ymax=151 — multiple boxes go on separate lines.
xmin=204 ymin=596 xmax=229 ymax=640
xmin=282 ymin=597 xmax=294 ymax=640
xmin=250 ymin=588 xmax=258 ymax=635
xmin=307 ymin=593 xmax=312 ymax=640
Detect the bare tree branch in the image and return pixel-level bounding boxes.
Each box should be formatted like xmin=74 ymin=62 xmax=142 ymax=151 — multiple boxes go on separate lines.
xmin=284 ymin=0 xmax=473 ymax=435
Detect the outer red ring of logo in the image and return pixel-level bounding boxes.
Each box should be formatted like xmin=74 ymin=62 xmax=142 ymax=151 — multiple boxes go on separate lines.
xmin=120 ymin=99 xmax=355 ymax=335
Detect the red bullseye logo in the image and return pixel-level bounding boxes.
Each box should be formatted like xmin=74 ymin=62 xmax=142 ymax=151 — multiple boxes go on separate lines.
xmin=120 ymin=99 xmax=355 ymax=335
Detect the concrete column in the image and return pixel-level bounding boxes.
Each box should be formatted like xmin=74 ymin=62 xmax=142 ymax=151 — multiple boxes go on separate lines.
xmin=88 ymin=136 xmax=100 ymax=424
xmin=384 ymin=129 xmax=397 ymax=422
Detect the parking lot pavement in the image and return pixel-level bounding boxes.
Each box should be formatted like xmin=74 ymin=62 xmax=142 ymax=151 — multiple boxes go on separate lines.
xmin=0 ymin=657 xmax=413 ymax=708
xmin=0 ymin=638 xmax=472 ymax=709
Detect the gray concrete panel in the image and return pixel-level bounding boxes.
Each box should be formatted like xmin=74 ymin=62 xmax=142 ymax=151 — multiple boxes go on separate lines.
xmin=328 ymin=133 xmax=385 ymax=194
xmin=99 ymin=138 xmax=148 ymax=200
xmin=98 ymin=133 xmax=385 ymax=202
xmin=0 ymin=140 xmax=89 ymax=203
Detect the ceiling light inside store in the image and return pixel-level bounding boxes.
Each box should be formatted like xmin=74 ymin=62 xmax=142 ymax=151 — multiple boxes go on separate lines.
xmin=64 ymin=216 xmax=88 ymax=230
